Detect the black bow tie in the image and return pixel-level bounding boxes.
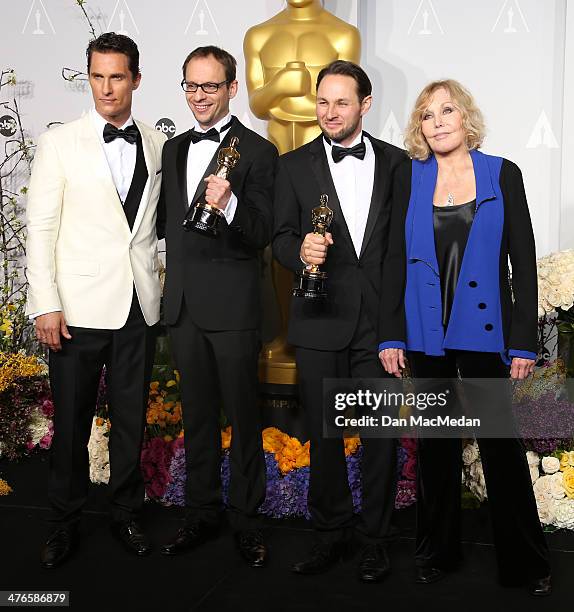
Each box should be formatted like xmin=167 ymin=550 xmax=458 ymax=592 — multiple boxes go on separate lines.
xmin=103 ymin=123 xmax=138 ymax=144
xmin=190 ymin=127 xmax=220 ymax=144
xmin=189 ymin=118 xmax=234 ymax=144
xmin=331 ymin=141 xmax=366 ymax=163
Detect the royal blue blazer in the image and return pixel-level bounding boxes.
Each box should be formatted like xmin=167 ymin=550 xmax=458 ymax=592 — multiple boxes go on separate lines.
xmin=378 ymin=149 xmax=538 ymax=363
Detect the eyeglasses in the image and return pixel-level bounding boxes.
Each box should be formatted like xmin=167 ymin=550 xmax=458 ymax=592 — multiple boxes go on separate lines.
xmin=180 ymin=79 xmax=229 ymax=93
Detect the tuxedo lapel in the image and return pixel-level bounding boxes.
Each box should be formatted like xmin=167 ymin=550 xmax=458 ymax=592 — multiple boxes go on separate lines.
xmin=308 ymin=136 xmax=356 ymax=259
xmin=359 ymin=135 xmax=390 ymax=258
xmin=176 ymin=131 xmax=193 ymax=213
xmin=79 ymin=114 xmax=130 ymax=236
xmin=130 ymin=121 xmax=155 ymax=237
xmin=189 ymin=117 xmax=242 ymax=208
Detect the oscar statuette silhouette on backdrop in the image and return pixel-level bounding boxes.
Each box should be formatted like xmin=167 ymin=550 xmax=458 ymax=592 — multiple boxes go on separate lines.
xmin=244 ymin=0 xmax=360 ymax=387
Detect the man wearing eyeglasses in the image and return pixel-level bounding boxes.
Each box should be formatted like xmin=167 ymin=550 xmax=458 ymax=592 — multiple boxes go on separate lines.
xmin=157 ymin=46 xmax=277 ymax=567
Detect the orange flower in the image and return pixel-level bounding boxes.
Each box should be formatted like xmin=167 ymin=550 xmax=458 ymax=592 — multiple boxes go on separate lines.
xmin=95 ymin=417 xmax=104 ymax=427
xmin=221 ymin=426 xmax=232 ymax=449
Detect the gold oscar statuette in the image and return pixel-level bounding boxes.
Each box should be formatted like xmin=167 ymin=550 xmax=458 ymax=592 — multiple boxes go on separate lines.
xmin=183 ymin=136 xmax=240 ymax=237
xmin=293 ymin=194 xmax=334 ymax=299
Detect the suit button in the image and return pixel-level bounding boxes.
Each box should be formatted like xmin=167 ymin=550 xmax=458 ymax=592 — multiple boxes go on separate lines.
xmin=478 ymin=302 xmax=486 ymax=309
xmin=469 ymin=280 xmax=478 ymax=288
xmin=485 ymin=323 xmax=493 ymax=331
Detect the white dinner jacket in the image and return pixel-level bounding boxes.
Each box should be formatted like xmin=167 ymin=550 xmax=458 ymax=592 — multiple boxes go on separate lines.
xmin=25 ymin=113 xmax=167 ymax=329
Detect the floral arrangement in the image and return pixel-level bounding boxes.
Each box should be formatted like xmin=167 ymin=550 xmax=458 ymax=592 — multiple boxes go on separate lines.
xmin=537 ymin=249 xmax=574 ymax=316
xmin=533 ymin=452 xmax=574 ymax=529
xmin=0 ymin=478 xmax=12 ymax=495
xmin=0 ymin=352 xmax=52 ymax=460
xmin=86 ymin=406 xmax=418 ymax=517
xmin=463 ymin=442 xmax=574 ymax=530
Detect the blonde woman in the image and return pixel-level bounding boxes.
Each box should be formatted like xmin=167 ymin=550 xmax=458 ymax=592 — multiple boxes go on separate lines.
xmin=378 ymin=80 xmax=551 ymax=596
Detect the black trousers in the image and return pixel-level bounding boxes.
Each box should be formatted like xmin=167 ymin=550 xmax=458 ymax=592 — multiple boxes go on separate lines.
xmin=168 ymin=300 xmax=266 ymax=530
xmin=296 ymin=309 xmax=397 ymax=543
xmin=48 ymin=293 xmax=157 ymax=524
xmin=408 ymin=350 xmax=550 ymax=583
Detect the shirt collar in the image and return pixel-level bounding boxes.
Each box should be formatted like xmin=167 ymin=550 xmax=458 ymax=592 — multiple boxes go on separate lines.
xmin=91 ymin=109 xmax=134 ymax=144
xmin=323 ymin=130 xmax=364 ymax=151
xmin=192 ymin=112 xmax=233 ymax=134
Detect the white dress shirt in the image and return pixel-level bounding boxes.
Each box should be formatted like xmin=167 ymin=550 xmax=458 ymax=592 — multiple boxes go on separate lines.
xmin=323 ymin=132 xmax=375 ymax=256
xmin=31 ymin=109 xmax=139 ymax=319
xmin=91 ymin=109 xmax=137 ymax=204
xmin=186 ymin=112 xmax=237 ymax=223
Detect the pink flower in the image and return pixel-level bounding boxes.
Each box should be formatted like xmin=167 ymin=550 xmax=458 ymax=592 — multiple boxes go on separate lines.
xmin=403 ymin=456 xmax=417 ymax=480
xmin=39 ymin=432 xmax=53 ymax=450
xmin=41 ymin=399 xmax=54 ymax=418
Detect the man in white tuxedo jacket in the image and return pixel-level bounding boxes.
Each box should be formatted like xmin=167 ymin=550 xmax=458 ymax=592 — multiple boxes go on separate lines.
xmin=25 ymin=33 xmax=166 ymax=568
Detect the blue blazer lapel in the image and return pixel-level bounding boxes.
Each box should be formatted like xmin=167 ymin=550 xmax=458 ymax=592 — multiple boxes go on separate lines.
xmin=470 ymin=149 xmax=497 ymax=208
xmin=407 ymin=156 xmax=439 ymax=276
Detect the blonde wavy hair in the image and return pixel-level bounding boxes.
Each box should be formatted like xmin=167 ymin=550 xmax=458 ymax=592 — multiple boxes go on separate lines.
xmin=404 ymin=79 xmax=486 ymax=161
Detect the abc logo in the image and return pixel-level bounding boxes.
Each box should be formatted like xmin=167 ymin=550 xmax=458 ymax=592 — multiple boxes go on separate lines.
xmin=0 ymin=115 xmax=17 ymax=137
xmin=155 ymin=118 xmax=176 ymax=139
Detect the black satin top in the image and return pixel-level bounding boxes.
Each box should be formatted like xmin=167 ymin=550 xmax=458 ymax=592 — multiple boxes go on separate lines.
xmin=433 ymin=200 xmax=476 ymax=328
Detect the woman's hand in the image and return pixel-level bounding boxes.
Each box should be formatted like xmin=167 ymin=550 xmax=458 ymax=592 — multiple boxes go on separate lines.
xmin=510 ymin=357 xmax=535 ymax=380
xmin=379 ymin=348 xmax=406 ymax=377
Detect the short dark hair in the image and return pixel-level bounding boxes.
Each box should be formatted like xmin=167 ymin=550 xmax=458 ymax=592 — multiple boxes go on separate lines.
xmin=86 ymin=32 xmax=140 ymax=79
xmin=316 ymin=60 xmax=372 ymax=102
xmin=181 ymin=46 xmax=237 ymax=83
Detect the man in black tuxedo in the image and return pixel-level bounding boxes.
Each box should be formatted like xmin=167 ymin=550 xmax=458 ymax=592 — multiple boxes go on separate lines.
xmin=273 ymin=61 xmax=407 ymax=581
xmin=158 ymin=46 xmax=277 ymax=567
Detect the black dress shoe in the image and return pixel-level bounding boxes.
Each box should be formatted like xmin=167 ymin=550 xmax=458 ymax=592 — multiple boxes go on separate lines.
xmin=415 ymin=566 xmax=446 ymax=584
xmin=40 ymin=525 xmax=78 ymax=569
xmin=528 ymin=575 xmax=552 ymax=597
xmin=235 ymin=529 xmax=267 ymax=568
xmin=111 ymin=520 xmax=151 ymax=556
xmin=358 ymin=544 xmax=391 ymax=583
xmin=160 ymin=521 xmax=219 ymax=556
xmin=291 ymin=540 xmax=348 ymax=575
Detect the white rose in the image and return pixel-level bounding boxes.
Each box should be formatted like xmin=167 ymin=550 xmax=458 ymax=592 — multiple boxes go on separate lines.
xmin=468 ymin=461 xmax=487 ymax=501
xmin=548 ymin=288 xmax=563 ymax=308
xmin=550 ymin=472 xmax=566 ymax=500
xmin=88 ymin=417 xmax=110 ymax=485
xmin=462 ymin=442 xmax=479 ymax=466
xmin=530 ymin=465 xmax=539 ymax=483
xmin=533 ymin=474 xmax=553 ymax=500
xmin=541 ymin=456 xmax=560 ymax=474
xmin=553 ymin=498 xmax=574 ymax=530
xmin=526 ymin=451 xmax=540 ymax=467
xmin=535 ymin=496 xmax=555 ymax=526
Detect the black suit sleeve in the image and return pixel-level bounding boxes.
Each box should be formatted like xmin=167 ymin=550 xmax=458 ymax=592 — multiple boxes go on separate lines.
xmin=272 ymin=156 xmax=305 ymax=274
xmin=228 ymin=141 xmax=278 ymax=250
xmin=378 ymin=159 xmax=411 ymax=347
xmin=500 ymin=159 xmax=538 ymax=355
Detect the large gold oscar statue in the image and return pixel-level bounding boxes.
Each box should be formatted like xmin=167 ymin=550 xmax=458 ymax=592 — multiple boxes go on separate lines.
xmin=244 ymin=0 xmax=360 ymax=386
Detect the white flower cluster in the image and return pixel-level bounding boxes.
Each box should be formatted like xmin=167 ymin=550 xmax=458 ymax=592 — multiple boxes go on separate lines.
xmin=28 ymin=407 xmax=51 ymax=447
xmin=462 ymin=441 xmax=487 ymax=502
xmin=537 ymin=249 xmax=574 ymax=316
xmin=463 ymin=445 xmax=574 ymax=530
xmin=87 ymin=417 xmax=110 ymax=485
xmin=533 ymin=453 xmax=574 ymax=529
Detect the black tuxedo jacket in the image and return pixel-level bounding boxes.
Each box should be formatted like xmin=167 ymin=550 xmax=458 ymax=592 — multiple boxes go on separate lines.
xmin=272 ymin=133 xmax=407 ymax=351
xmin=158 ymin=118 xmax=278 ymax=330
